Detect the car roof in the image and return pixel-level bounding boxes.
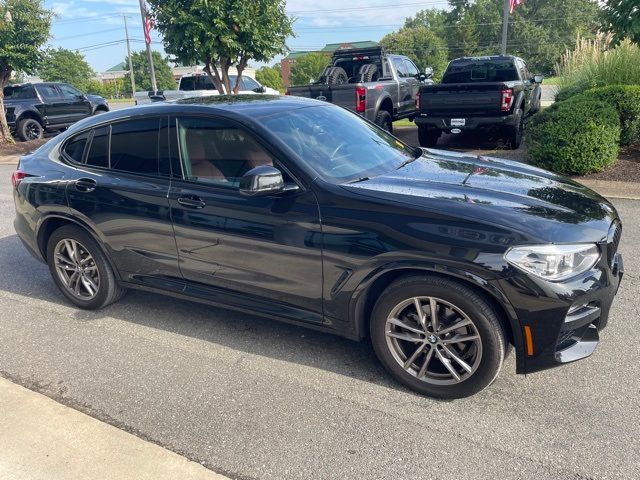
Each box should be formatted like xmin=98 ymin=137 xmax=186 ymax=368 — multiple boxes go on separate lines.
xmin=65 ymin=95 xmax=326 ymax=134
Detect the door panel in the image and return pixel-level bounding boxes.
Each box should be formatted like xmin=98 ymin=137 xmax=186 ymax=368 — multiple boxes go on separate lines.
xmin=168 ymin=116 xmax=324 ymax=320
xmin=35 ymin=84 xmax=68 ymax=126
xmin=58 ymin=84 xmax=93 ymax=123
xmin=65 ymin=117 xmax=180 ymax=281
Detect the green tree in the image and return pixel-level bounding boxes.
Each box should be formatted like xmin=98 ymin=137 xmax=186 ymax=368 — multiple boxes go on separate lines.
xmin=148 ymin=0 xmax=292 ymax=94
xmin=380 ymin=27 xmax=449 ymax=80
xmin=289 ymin=52 xmax=329 ymax=86
xmin=0 ymin=0 xmax=51 ymax=143
xmin=603 ymin=0 xmax=640 ymax=44
xmin=39 ymin=47 xmax=94 ymax=91
xmin=255 ymin=64 xmax=283 ymax=92
xmin=124 ymin=50 xmax=176 ymax=92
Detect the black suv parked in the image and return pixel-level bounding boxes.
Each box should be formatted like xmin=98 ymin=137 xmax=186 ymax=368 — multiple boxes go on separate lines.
xmin=416 ymin=56 xmax=543 ymax=148
xmin=4 ymin=82 xmax=109 ymax=141
xmin=11 ymin=96 xmax=623 ymax=398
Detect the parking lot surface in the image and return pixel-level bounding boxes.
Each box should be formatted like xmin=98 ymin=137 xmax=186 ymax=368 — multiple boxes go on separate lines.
xmin=0 ymin=164 xmax=638 ymax=480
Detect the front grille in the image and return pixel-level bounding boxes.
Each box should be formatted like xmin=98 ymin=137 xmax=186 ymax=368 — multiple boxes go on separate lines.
xmin=607 ymin=221 xmax=622 ymax=267
xmin=557 ymin=329 xmax=576 ymax=350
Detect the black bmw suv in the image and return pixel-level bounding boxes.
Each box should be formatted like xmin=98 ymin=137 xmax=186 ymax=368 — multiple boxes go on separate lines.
xmin=11 ymin=96 xmax=623 ymax=398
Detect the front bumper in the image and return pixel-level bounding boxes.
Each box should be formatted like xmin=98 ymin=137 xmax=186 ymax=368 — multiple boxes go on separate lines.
xmin=415 ymin=113 xmax=519 ymax=132
xmin=495 ymin=249 xmax=623 ymax=375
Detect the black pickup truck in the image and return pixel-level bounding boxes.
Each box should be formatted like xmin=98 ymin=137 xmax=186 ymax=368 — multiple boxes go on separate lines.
xmin=415 ymin=56 xmax=543 ymax=148
xmin=4 ymin=82 xmax=109 ymax=141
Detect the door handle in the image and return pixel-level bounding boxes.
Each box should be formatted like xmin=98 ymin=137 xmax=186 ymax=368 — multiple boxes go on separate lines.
xmin=74 ymin=178 xmax=97 ymax=193
xmin=177 ymin=196 xmax=206 ymax=209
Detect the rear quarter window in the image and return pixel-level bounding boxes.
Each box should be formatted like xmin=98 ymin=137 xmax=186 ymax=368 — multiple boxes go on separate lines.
xmin=64 ymin=131 xmax=91 ymax=163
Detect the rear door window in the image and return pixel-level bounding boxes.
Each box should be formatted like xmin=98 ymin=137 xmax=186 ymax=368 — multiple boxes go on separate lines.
xmin=64 ymin=131 xmax=91 ymax=162
xmin=37 ymin=84 xmax=63 ymax=101
xmin=110 ymin=118 xmax=160 ymax=175
xmin=3 ymin=85 xmax=37 ymax=100
xmin=85 ymin=126 xmax=109 ymax=168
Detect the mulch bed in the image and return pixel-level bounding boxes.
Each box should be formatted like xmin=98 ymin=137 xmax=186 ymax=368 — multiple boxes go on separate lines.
xmin=575 ymin=144 xmax=640 ymax=183
xmin=0 ymin=138 xmax=48 ymax=157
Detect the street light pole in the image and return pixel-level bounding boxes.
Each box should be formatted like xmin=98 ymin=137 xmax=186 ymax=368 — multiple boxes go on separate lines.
xmin=123 ymin=15 xmax=136 ymax=95
xmin=500 ymin=0 xmax=510 ymax=55
xmin=137 ymin=0 xmax=157 ymax=92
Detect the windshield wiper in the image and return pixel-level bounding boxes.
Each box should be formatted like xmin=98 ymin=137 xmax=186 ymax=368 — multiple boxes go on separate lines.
xmin=397 ymin=157 xmax=417 ymax=170
xmin=346 ymin=176 xmax=370 ymax=184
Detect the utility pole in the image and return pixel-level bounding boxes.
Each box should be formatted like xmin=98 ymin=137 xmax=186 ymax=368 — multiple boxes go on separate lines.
xmin=123 ymin=15 xmax=136 ymax=95
xmin=137 ymin=0 xmax=157 ymax=92
xmin=500 ymin=0 xmax=510 ymax=55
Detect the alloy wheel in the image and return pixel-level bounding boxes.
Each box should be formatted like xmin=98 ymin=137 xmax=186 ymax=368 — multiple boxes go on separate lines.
xmin=25 ymin=121 xmax=42 ymax=140
xmin=385 ymin=296 xmax=482 ymax=385
xmin=53 ymin=238 xmax=100 ymax=299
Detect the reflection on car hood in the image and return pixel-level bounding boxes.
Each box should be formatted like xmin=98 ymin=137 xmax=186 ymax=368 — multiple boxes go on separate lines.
xmin=343 ymin=148 xmax=617 ymax=243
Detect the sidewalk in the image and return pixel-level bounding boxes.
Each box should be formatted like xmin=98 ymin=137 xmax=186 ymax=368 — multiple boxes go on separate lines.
xmin=0 ymin=377 xmax=230 ymax=480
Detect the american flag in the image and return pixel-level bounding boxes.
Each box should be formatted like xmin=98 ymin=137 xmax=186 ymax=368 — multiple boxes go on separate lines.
xmin=143 ymin=14 xmax=154 ymax=44
xmin=510 ymin=0 xmax=523 ymax=13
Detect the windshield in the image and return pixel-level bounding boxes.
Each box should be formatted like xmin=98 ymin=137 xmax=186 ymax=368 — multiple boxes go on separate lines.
xmin=442 ymin=59 xmax=519 ymax=83
xmin=262 ymin=105 xmax=420 ymax=183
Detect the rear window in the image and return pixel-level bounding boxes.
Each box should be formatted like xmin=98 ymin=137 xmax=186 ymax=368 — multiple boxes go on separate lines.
xmin=86 ymin=127 xmax=109 ymax=168
xmin=442 ymin=59 xmax=520 ymax=83
xmin=179 ymin=75 xmax=240 ymax=91
xmin=3 ymin=85 xmax=37 ymax=100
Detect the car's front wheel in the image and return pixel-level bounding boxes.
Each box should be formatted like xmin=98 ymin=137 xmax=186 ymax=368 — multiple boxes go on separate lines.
xmin=46 ymin=225 xmax=126 ymax=310
xmin=17 ymin=118 xmax=43 ymax=141
xmin=370 ymin=275 xmax=507 ymax=398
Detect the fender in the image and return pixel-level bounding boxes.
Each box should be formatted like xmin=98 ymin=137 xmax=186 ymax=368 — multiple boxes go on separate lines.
xmin=14 ymin=105 xmax=45 ymax=125
xmin=348 ymin=260 xmax=525 ymax=369
xmin=373 ymin=91 xmax=394 ymax=118
xmin=35 ymin=212 xmax=123 ymax=282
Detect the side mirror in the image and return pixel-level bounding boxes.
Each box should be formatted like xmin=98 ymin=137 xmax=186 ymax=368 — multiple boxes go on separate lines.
xmin=239 ymin=165 xmax=285 ymax=197
xmin=253 ymin=86 xmax=267 ymax=94
xmin=419 ymin=73 xmax=426 ymax=82
xmin=533 ymin=74 xmax=544 ymax=84
xmin=424 ymin=67 xmax=434 ymax=79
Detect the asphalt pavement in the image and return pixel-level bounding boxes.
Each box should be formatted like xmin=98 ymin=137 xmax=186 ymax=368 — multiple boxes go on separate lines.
xmin=0 ymin=164 xmax=638 ymax=480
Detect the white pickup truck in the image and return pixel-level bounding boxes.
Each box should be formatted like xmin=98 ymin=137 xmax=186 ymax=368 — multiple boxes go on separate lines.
xmin=134 ymin=72 xmax=280 ymax=105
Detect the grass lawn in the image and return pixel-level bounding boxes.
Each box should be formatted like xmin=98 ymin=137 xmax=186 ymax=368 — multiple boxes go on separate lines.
xmin=393 ymin=118 xmax=415 ymax=128
xmin=106 ymin=98 xmax=134 ymax=103
xmin=542 ymin=76 xmax=560 ymax=85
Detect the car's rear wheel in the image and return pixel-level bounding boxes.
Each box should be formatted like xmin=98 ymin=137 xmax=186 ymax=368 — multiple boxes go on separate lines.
xmin=46 ymin=225 xmax=126 ymax=310
xmin=418 ymin=126 xmax=440 ymax=147
xmin=375 ymin=110 xmax=393 ymax=133
xmin=17 ymin=118 xmax=43 ymax=141
xmin=370 ymin=275 xmax=507 ymax=398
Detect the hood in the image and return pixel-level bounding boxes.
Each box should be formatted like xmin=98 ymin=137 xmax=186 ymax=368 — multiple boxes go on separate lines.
xmin=343 ymin=148 xmax=617 ymax=244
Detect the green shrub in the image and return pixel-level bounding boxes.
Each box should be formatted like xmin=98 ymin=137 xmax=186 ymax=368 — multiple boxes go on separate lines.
xmin=566 ymin=85 xmax=640 ymax=146
xmin=555 ymin=36 xmax=640 ymax=100
xmin=526 ymin=100 xmax=620 ymax=175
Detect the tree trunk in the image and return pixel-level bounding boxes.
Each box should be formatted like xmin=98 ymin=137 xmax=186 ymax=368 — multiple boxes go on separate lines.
xmin=219 ymin=57 xmax=233 ymax=95
xmin=0 ymin=68 xmax=14 ymax=145
xmin=203 ymin=59 xmax=225 ymax=94
xmin=233 ymin=56 xmax=248 ymax=94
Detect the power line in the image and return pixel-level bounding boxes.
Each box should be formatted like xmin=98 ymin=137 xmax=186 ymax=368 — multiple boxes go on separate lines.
xmin=289 ymin=1 xmax=448 ymax=15
xmin=54 ymin=27 xmax=124 ymax=41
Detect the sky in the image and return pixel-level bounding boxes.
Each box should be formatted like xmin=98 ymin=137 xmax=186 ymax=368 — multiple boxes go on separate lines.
xmin=45 ymin=0 xmax=450 ymax=73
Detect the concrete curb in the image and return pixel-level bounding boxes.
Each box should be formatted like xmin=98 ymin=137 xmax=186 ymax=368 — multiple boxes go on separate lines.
xmin=575 ymin=179 xmax=640 ymax=200
xmin=0 ymin=377 xmax=230 ymax=480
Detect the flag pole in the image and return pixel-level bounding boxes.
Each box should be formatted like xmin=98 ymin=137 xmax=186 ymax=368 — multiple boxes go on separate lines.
xmin=138 ymin=0 xmax=157 ymax=92
xmin=500 ymin=0 xmax=510 ymax=55
xmin=123 ymin=15 xmax=136 ymax=95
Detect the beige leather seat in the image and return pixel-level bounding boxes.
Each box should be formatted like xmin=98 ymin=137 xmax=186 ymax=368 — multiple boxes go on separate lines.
xmin=186 ymin=131 xmax=225 ymax=181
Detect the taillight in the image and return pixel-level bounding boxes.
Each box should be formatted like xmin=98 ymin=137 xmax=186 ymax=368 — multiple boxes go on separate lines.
xmin=501 ymin=88 xmax=514 ymax=112
xmin=11 ymin=169 xmax=25 ymax=188
xmin=415 ymin=93 xmax=421 ymax=111
xmin=355 ymin=86 xmax=366 ymax=113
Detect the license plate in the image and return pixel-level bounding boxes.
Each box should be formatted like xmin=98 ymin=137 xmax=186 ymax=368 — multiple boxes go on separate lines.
xmin=451 ymin=118 xmax=466 ymax=127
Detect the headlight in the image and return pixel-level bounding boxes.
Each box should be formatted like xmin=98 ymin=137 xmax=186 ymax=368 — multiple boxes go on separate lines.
xmin=504 ymin=244 xmax=600 ymax=281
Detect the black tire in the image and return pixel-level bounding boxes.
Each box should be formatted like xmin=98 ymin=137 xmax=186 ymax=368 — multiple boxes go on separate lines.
xmin=530 ymin=90 xmax=542 ymax=114
xmin=359 ymin=63 xmax=378 ymax=82
xmin=326 ymin=67 xmax=348 ymax=85
xmin=17 ymin=117 xmax=43 ymax=141
xmin=370 ymin=274 xmax=507 ymax=399
xmin=418 ymin=126 xmax=440 ymax=147
xmin=504 ymin=109 xmax=524 ymax=149
xmin=374 ymin=110 xmax=393 ymax=133
xmin=46 ymin=225 xmax=126 ymax=310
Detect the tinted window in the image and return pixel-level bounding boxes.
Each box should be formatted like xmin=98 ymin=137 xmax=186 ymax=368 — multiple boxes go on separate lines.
xmin=3 ymin=85 xmax=37 ymax=100
xmin=392 ymin=57 xmax=408 ymax=78
xmin=404 ymin=60 xmax=419 ymax=77
xmin=442 ymin=59 xmax=519 ymax=83
xmin=86 ymin=126 xmax=109 ymax=168
xmin=110 ymin=118 xmax=160 ymax=175
xmin=263 ymin=104 xmax=418 ymax=183
xmin=177 ymin=117 xmax=275 ymax=188
xmin=37 ymin=84 xmax=62 ymax=100
xmin=64 ymin=131 xmax=90 ymax=162
xmin=241 ymin=76 xmax=260 ymax=90
xmin=58 ymin=84 xmax=82 ymax=99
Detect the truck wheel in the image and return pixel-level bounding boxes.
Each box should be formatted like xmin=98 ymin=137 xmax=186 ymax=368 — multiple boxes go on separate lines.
xmin=17 ymin=118 xmax=43 ymax=141
xmin=418 ymin=127 xmax=440 ymax=147
xmin=370 ymin=274 xmax=507 ymax=399
xmin=375 ymin=110 xmax=393 ymax=133
xmin=359 ymin=64 xmax=378 ymax=82
xmin=505 ymin=109 xmax=524 ymax=149
xmin=326 ymin=67 xmax=348 ymax=85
